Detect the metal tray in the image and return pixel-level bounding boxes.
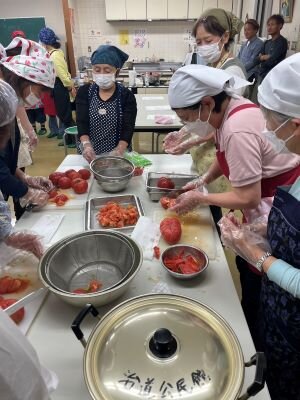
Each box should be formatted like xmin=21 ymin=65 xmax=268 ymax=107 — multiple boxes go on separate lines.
xmin=84 ymin=195 xmax=144 ymax=234
xmin=146 ymin=172 xmax=198 ymax=201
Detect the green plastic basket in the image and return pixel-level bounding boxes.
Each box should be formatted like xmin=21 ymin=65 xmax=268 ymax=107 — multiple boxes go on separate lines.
xmin=64 ymin=126 xmax=78 ymax=135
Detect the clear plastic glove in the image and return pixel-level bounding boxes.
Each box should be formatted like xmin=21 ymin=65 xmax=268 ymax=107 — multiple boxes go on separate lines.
xmin=24 ymin=175 xmax=54 ymax=192
xmin=82 ymin=143 xmax=96 ymax=163
xmin=218 ymin=213 xmax=271 ymax=268
xmin=182 ymin=174 xmax=208 ymax=191
xmin=163 ymin=128 xmax=211 ymax=155
xmin=109 ymin=146 xmax=125 ymax=157
xmin=170 ymin=189 xmax=207 ymax=215
xmin=5 ymin=231 xmax=44 ymax=259
xmin=26 ymin=130 xmax=38 ymax=151
xmin=19 ymin=188 xmax=49 ymax=209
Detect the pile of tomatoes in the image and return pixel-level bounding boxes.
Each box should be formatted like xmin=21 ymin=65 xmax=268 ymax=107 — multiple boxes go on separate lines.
xmin=48 ymin=168 xmax=91 ymax=206
xmin=0 ymin=275 xmax=30 ymax=324
xmin=97 ymin=201 xmax=139 ymax=228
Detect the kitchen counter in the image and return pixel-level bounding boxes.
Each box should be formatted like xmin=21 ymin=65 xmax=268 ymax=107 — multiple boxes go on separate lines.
xmin=17 ymin=154 xmax=270 ymax=399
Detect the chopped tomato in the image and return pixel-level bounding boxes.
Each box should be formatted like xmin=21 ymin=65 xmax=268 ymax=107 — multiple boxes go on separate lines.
xmin=0 ymin=276 xmax=29 ymax=294
xmin=97 ymin=202 xmax=139 ymax=228
xmin=153 ymin=246 xmax=161 ymax=259
xmin=49 ymin=189 xmax=58 ymax=199
xmin=72 ymin=279 xmax=102 ymax=294
xmin=163 ymin=251 xmax=205 ymax=275
xmin=0 ymin=297 xmax=25 ymax=324
xmin=133 ymin=167 xmax=144 ymax=176
xmin=54 ymin=193 xmax=69 ymax=207
xmin=160 ymin=196 xmax=177 ymax=210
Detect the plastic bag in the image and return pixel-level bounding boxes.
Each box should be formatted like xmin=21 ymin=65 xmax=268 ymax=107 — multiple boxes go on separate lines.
xmin=0 ymin=308 xmax=58 ymax=400
xmin=131 ymin=216 xmax=161 ymax=260
xmin=124 ymin=151 xmax=152 ymax=167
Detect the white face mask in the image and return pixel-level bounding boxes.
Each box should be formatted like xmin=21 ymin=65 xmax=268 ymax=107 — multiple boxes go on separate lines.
xmin=93 ymin=73 xmax=115 ymax=89
xmin=24 ymin=86 xmax=40 ymax=107
xmin=262 ymin=119 xmax=295 ymax=154
xmin=197 ymin=38 xmax=224 ymax=64
xmin=182 ymin=106 xmax=213 ymax=138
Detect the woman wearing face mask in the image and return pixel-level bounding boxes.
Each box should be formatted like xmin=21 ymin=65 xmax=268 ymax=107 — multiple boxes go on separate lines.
xmin=167 ymin=64 xmax=300 ymax=342
xmin=76 ymin=45 xmax=137 ymax=162
xmin=219 ymin=53 xmax=300 ymax=400
xmin=0 ymin=39 xmax=55 ymax=218
xmin=38 ymin=27 xmax=76 ymax=146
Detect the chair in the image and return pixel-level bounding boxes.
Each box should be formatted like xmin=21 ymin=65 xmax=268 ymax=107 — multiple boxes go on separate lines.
xmin=63 ymin=126 xmax=78 ymax=155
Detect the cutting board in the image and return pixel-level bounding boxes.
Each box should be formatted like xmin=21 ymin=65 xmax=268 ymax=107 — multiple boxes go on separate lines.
xmin=43 ymin=165 xmax=93 ymax=210
xmin=153 ymin=207 xmax=217 ymax=260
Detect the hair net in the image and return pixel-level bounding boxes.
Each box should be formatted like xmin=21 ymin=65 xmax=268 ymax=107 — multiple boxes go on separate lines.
xmin=168 ymin=65 xmax=251 ymax=108
xmin=38 ymin=27 xmax=60 ymax=45
xmin=91 ymin=45 xmax=128 ymax=68
xmin=0 ymin=39 xmax=55 ymax=88
xmin=0 ymin=80 xmax=18 ymax=127
xmin=258 ymin=53 xmax=300 ymax=118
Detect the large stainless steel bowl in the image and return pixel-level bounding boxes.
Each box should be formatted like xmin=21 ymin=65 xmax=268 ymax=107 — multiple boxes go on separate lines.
xmin=90 ymin=156 xmax=134 ymax=192
xmin=39 ymin=231 xmax=143 ymax=307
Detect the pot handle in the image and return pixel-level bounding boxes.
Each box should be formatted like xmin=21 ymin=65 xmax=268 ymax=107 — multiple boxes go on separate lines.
xmin=238 ymin=352 xmax=266 ymax=400
xmin=71 ymin=303 xmax=99 ymax=348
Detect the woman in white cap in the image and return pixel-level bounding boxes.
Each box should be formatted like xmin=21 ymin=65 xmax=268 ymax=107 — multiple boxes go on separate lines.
xmin=76 ymin=45 xmax=137 ymax=162
xmin=0 ymin=39 xmax=55 ymax=218
xmin=219 ymin=53 xmax=300 ymax=400
xmin=167 ymin=64 xmax=300 ymax=343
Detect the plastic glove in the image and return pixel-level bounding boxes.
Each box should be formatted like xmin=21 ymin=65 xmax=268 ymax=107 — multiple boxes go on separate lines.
xmin=19 ymin=188 xmax=49 ymax=209
xmin=163 ymin=128 xmax=211 ymax=155
xmin=24 ymin=175 xmax=54 ymax=192
xmin=182 ymin=173 xmax=208 ymax=191
xmin=82 ymin=143 xmax=96 ymax=163
xmin=170 ymin=189 xmax=207 ymax=215
xmin=26 ymin=130 xmax=38 ymax=151
xmin=109 ymin=146 xmax=125 ymax=157
xmin=5 ymin=231 xmax=44 ymax=259
xmin=218 ymin=213 xmax=271 ymax=268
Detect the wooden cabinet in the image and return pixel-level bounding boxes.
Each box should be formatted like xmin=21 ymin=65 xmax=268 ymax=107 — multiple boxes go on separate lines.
xmin=126 ymin=0 xmax=147 ymax=20
xmin=188 ymin=0 xmax=203 ymax=19
xmin=105 ymin=0 xmax=126 ymax=20
xmin=167 ymin=0 xmax=188 ymax=19
xmin=218 ymin=0 xmax=233 ymax=12
xmin=202 ymin=0 xmax=218 ymax=12
xmin=147 ymin=0 xmax=168 ymax=20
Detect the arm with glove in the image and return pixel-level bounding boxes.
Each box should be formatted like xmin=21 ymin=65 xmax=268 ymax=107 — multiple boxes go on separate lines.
xmin=15 ymin=168 xmax=54 ymax=192
xmin=163 ymin=127 xmax=214 ymax=155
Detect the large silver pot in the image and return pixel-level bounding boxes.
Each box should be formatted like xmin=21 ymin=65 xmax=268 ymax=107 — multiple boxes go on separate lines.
xmin=72 ymin=294 xmax=266 ymax=400
xmin=39 ymin=231 xmax=143 ymax=307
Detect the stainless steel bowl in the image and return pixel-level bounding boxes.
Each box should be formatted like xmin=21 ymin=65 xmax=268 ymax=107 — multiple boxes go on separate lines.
xmin=90 ymin=156 xmax=134 ymax=192
xmin=161 ymin=244 xmax=209 ymax=280
xmin=39 ymin=231 xmax=143 ymax=307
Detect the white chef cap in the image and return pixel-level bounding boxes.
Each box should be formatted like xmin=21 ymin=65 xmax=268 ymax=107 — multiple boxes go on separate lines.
xmin=0 ymin=80 xmax=18 ymax=127
xmin=168 ymin=65 xmax=251 ymax=108
xmin=258 ymin=53 xmax=300 ymax=119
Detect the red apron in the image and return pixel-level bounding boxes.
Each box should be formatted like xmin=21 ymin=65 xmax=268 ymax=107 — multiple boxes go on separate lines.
xmin=216 ymin=103 xmax=300 ymax=274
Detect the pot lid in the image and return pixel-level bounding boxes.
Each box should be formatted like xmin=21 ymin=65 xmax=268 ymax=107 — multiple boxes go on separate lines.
xmin=84 ymin=295 xmax=244 ymax=400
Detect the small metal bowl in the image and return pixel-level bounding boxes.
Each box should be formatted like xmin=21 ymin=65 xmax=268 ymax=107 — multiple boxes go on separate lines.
xmin=90 ymin=156 xmax=134 ymax=193
xmin=161 ymin=244 xmax=209 ymax=280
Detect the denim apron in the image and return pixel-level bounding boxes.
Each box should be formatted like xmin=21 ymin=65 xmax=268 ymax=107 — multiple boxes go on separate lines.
xmin=259 ymin=186 xmax=300 ymax=399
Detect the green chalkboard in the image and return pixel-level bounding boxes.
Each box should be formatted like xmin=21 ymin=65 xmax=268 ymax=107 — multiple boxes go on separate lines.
xmin=0 ymin=17 xmax=46 ymax=46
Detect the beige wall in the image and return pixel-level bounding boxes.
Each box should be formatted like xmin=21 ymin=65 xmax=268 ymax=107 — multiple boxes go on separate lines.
xmin=1 ymin=0 xmax=66 ymax=46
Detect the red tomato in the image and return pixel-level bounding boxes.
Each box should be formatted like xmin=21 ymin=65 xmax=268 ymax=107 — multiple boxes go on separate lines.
xmin=57 ymin=176 xmax=72 ymax=189
xmin=49 ymin=172 xmax=66 ymax=186
xmin=71 ymin=177 xmax=83 ymax=189
xmin=64 ymin=169 xmax=76 ymax=178
xmin=68 ymin=171 xmax=81 ymax=180
xmin=0 ymin=297 xmax=25 ymax=324
xmin=72 ymin=178 xmax=88 ymax=194
xmin=133 ymin=167 xmax=144 ymax=176
xmin=160 ymin=217 xmax=182 ymax=245
xmin=160 ymin=197 xmax=177 ymax=210
xmin=157 ymin=177 xmax=175 ymax=189
xmin=54 ymin=193 xmax=69 ymax=206
xmin=49 ymin=189 xmax=58 ymax=199
xmin=78 ymin=169 xmax=91 ymax=180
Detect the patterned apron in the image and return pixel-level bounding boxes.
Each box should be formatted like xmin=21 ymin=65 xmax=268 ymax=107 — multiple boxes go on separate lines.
xmin=88 ymin=83 xmax=122 ymax=154
xmin=259 ymin=187 xmax=300 ymax=400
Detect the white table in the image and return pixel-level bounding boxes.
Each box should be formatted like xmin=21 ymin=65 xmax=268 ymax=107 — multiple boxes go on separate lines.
xmin=17 ymin=154 xmax=270 ymax=399
xmin=135 ymin=94 xmax=182 ymax=152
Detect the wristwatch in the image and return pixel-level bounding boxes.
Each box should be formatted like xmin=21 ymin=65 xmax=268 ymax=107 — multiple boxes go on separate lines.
xmin=255 ymin=252 xmax=272 ymax=272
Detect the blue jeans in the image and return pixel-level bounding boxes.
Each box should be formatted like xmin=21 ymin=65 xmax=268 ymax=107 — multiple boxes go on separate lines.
xmin=49 ymin=116 xmax=65 ymax=136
